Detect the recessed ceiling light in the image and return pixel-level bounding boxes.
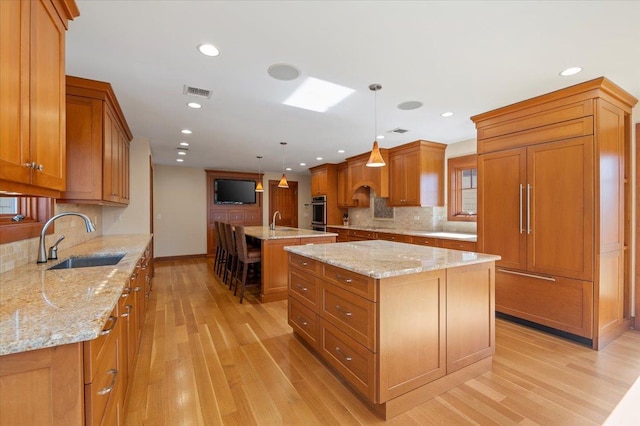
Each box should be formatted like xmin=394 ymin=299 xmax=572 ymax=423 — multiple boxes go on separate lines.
xmin=187 ymin=102 xmax=202 ymax=109
xmin=377 ymin=135 xmax=385 ymax=140
xmin=441 ymin=112 xmax=454 ymax=117
xmin=181 ymin=129 xmax=192 ymax=134
xmin=397 ymin=101 xmax=423 ymax=110
xmin=177 ymin=151 xmax=186 ymax=156
xmin=338 ymin=149 xmax=345 ymax=154
xmin=559 ymin=67 xmax=582 ymax=76
xmin=283 ymin=77 xmax=355 ymax=113
xmin=267 ymin=63 xmax=301 ymax=81
xmin=286 ymin=167 xmax=292 ymax=171
xmin=176 ymin=158 xmax=184 ymax=162
xmin=197 ymin=43 xmax=220 ymax=57
xmin=316 ymin=157 xmax=323 ymax=161
xmin=179 ymin=142 xmax=189 ymax=147
xmin=299 ymin=162 xmax=306 ymax=166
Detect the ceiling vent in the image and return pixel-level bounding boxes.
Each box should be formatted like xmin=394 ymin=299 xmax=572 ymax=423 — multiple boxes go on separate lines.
xmin=389 ymin=127 xmax=409 ymax=134
xmin=176 ymin=147 xmax=189 ymax=151
xmin=183 ymin=85 xmax=212 ymax=99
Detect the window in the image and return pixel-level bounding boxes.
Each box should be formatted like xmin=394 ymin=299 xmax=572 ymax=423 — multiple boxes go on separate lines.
xmin=0 ymin=196 xmax=54 ymax=244
xmin=448 ymin=154 xmax=477 ymax=222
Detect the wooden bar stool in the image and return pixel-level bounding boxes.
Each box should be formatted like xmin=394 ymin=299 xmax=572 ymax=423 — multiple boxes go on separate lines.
xmin=215 ymin=221 xmax=227 ymax=277
xmin=233 ymin=225 xmax=261 ymax=303
xmin=223 ymin=222 xmax=238 ymax=288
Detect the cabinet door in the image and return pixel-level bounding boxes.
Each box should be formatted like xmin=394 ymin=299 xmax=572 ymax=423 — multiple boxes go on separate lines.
xmin=311 ymin=168 xmax=327 ymax=195
xmin=0 ymin=0 xmax=31 ymax=185
xmin=336 ymin=163 xmax=352 ymax=207
xmin=30 ymin=0 xmax=66 ymax=191
xmin=388 ymin=152 xmax=405 ymax=205
xmin=477 ymin=148 xmax=527 ymax=270
xmin=527 ymin=136 xmax=594 ymax=280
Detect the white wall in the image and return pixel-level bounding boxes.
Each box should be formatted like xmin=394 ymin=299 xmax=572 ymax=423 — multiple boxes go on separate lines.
xmin=443 ymin=138 xmax=478 ymax=233
xmin=103 ymin=138 xmax=152 ymax=235
xmin=153 ymin=165 xmax=207 ymax=258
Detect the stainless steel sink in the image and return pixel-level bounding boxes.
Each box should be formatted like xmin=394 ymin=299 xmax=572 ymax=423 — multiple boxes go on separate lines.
xmin=48 ymin=253 xmax=126 ymax=270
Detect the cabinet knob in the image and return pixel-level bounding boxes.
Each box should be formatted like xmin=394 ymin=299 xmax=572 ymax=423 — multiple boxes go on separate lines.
xmin=24 ymin=162 xmax=35 ymax=169
xmin=35 ymin=164 xmax=44 ymax=171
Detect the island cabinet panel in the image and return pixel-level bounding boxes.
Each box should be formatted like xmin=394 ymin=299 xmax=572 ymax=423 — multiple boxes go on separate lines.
xmin=378 ymin=271 xmax=446 ymax=402
xmin=288 ymin=297 xmax=320 ymax=351
xmin=473 ymin=77 xmax=636 ymax=348
xmin=261 ymin=238 xmax=296 ymax=302
xmin=289 ymin=267 xmax=320 ymax=310
xmin=0 ymin=343 xmax=84 ymax=426
xmin=323 ymin=263 xmax=376 ymax=301
xmin=446 ymin=263 xmax=495 ymax=372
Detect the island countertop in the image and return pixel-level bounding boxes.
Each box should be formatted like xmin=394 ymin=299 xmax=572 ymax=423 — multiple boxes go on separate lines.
xmin=0 ymin=234 xmax=152 ymax=356
xmin=244 ymin=226 xmax=338 ymax=240
xmin=284 ymin=239 xmax=500 ymax=279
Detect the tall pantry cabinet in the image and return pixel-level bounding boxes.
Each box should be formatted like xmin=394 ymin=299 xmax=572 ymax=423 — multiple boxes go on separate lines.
xmin=472 ymin=77 xmax=637 ymax=349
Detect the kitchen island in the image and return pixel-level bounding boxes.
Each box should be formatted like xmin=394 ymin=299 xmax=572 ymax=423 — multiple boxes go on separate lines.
xmin=243 ymin=226 xmax=337 ymax=302
xmin=285 ymin=240 xmax=500 ymax=419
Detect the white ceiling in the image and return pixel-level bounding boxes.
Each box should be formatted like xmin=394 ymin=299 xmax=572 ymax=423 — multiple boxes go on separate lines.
xmin=66 ymin=0 xmax=640 ymax=174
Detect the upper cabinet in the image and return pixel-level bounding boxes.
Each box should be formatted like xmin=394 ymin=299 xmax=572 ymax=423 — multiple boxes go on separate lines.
xmin=308 ymin=163 xmax=345 ymax=225
xmin=347 ymin=149 xmax=389 ymax=198
xmin=388 ymin=140 xmax=446 ymax=207
xmin=310 ymin=165 xmax=330 ymax=196
xmin=336 ymin=161 xmax=369 ymax=208
xmin=0 ymin=0 xmax=79 ymax=197
xmin=59 ymin=76 xmax=133 ymax=205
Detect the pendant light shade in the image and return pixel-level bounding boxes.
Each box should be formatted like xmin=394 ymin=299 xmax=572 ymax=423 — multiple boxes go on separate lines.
xmin=366 ymin=83 xmax=385 ymax=167
xmin=278 ymin=142 xmax=289 ymax=188
xmin=255 ymin=156 xmax=264 ymax=192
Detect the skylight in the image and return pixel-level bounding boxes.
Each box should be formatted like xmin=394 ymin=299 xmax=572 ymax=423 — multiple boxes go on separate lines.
xmin=283 ymin=77 xmax=355 ymax=113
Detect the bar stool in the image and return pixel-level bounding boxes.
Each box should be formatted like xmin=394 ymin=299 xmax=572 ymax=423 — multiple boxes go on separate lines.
xmin=213 ymin=221 xmax=223 ymax=272
xmin=215 ymin=221 xmax=227 ymax=277
xmin=223 ymin=222 xmax=238 ymax=288
xmin=233 ymin=225 xmax=261 ymax=303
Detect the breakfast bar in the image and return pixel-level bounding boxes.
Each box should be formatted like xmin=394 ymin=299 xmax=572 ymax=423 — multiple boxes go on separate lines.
xmin=284 ymin=240 xmax=500 ymax=419
xmin=243 ymin=226 xmax=337 ymax=302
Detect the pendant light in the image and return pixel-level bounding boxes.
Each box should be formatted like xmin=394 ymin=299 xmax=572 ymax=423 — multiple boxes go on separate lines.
xmin=255 ymin=156 xmax=264 ymax=192
xmin=366 ymin=83 xmax=386 ymax=167
xmin=278 ymin=142 xmax=289 ymax=188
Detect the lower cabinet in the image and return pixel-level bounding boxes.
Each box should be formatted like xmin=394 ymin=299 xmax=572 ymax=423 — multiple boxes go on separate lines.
xmin=288 ymin=254 xmax=495 ymax=419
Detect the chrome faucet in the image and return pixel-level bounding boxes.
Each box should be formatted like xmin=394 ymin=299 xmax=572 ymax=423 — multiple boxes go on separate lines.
xmin=270 ymin=211 xmax=281 ymax=230
xmin=38 ymin=212 xmax=96 ymax=263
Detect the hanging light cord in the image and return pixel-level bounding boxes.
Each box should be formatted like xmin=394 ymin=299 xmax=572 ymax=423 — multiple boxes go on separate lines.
xmin=374 ymin=87 xmax=378 ymax=141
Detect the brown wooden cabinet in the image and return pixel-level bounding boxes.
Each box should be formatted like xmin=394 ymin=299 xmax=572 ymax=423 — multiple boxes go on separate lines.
xmin=347 ymin=150 xmax=390 ymax=198
xmin=388 ymin=140 xmax=446 ymax=207
xmin=310 ymin=165 xmax=329 ymax=196
xmin=0 ymin=0 xmax=79 ymax=197
xmin=59 ymin=76 xmax=132 ymax=205
xmin=288 ymin=252 xmax=495 ymax=418
xmin=308 ymin=163 xmax=345 ymax=225
xmin=337 ymin=161 xmax=370 ymax=208
xmin=472 ymin=77 xmax=637 ymax=349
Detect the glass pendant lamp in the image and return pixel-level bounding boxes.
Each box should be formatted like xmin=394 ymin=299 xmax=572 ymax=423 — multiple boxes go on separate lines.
xmin=255 ymin=156 xmax=264 ymax=192
xmin=366 ymin=83 xmax=385 ymax=167
xmin=278 ymin=142 xmax=289 ymax=188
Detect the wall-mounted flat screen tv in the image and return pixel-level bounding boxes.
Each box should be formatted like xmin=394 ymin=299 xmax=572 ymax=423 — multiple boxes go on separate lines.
xmin=215 ymin=179 xmax=257 ymax=204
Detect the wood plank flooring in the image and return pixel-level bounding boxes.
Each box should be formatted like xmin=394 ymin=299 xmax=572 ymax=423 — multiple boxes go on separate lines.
xmin=126 ymin=258 xmax=640 ymax=425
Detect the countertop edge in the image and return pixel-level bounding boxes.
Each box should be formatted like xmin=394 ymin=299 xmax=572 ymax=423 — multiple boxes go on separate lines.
xmin=326 ymin=225 xmax=477 ymax=242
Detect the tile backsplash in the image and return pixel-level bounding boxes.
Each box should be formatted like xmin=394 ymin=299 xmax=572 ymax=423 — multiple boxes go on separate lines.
xmin=0 ymin=203 xmax=103 ymax=273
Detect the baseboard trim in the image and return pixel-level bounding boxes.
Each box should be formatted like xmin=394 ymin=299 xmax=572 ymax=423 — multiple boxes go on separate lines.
xmin=154 ymin=253 xmax=207 ymax=262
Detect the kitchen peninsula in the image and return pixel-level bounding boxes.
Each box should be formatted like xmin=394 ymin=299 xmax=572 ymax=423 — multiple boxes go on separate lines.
xmin=285 ymin=240 xmax=500 ymax=419
xmin=243 ymin=226 xmax=336 ymax=302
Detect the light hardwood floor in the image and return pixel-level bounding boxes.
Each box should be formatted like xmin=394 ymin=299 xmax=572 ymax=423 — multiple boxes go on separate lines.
xmin=126 ymin=258 xmax=640 ymax=425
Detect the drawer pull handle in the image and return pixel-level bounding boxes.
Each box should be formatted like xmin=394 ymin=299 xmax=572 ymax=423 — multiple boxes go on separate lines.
xmin=97 ymin=369 xmax=118 ymax=395
xmin=121 ymin=287 xmax=131 ymax=297
xmin=335 ymin=305 xmax=352 ymax=317
xmin=335 ymin=274 xmax=352 ymax=284
xmin=335 ymin=347 xmax=352 ymax=362
xmin=134 ymin=286 xmax=142 ymax=292
xmin=296 ymin=284 xmax=308 ymax=292
xmin=130 ymin=273 xmax=137 ymax=280
xmin=99 ymin=316 xmax=117 ymax=336
xmin=295 ymin=315 xmax=308 ymax=326
xmin=498 ymin=269 xmax=556 ymax=282
xmin=121 ymin=304 xmax=133 ymax=317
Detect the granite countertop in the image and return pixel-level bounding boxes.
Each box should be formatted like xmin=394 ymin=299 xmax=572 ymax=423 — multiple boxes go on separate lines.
xmin=284 ymin=240 xmax=499 ymax=279
xmin=327 ymin=225 xmax=477 ymax=242
xmin=0 ymin=234 xmax=152 ymax=356
xmin=244 ymin=226 xmax=338 ymax=240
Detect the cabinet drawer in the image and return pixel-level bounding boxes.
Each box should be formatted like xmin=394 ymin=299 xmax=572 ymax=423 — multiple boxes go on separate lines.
xmin=348 ymin=229 xmax=377 ymax=240
xmin=289 ymin=253 xmax=319 ymax=275
xmin=376 ymin=232 xmax=412 ymax=243
xmin=495 ymin=268 xmax=593 ymax=338
xmin=288 ymin=297 xmax=320 ymax=351
xmin=323 ymin=264 xmax=376 ymax=301
xmin=228 ymin=210 xmax=244 ymax=223
xmin=84 ymin=330 xmax=118 ymax=426
xmin=321 ymin=320 xmax=376 ymax=403
xmin=289 ymin=268 xmax=319 ymax=310
xmin=83 ymin=310 xmax=118 ymax=383
xmin=411 ymin=236 xmax=440 ymax=247
xmin=477 ymin=99 xmax=593 ymax=141
xmin=439 ymin=239 xmax=477 ymax=251
xmin=244 ymin=209 xmax=261 ymax=224
xmin=321 ymin=282 xmax=376 ymax=351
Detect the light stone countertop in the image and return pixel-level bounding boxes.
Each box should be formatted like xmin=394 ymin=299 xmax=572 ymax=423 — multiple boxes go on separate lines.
xmin=284 ymin=240 xmax=499 ymax=279
xmin=0 ymin=234 xmax=152 ymax=356
xmin=244 ymin=226 xmax=338 ymax=240
xmin=327 ymin=225 xmax=477 ymax=242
